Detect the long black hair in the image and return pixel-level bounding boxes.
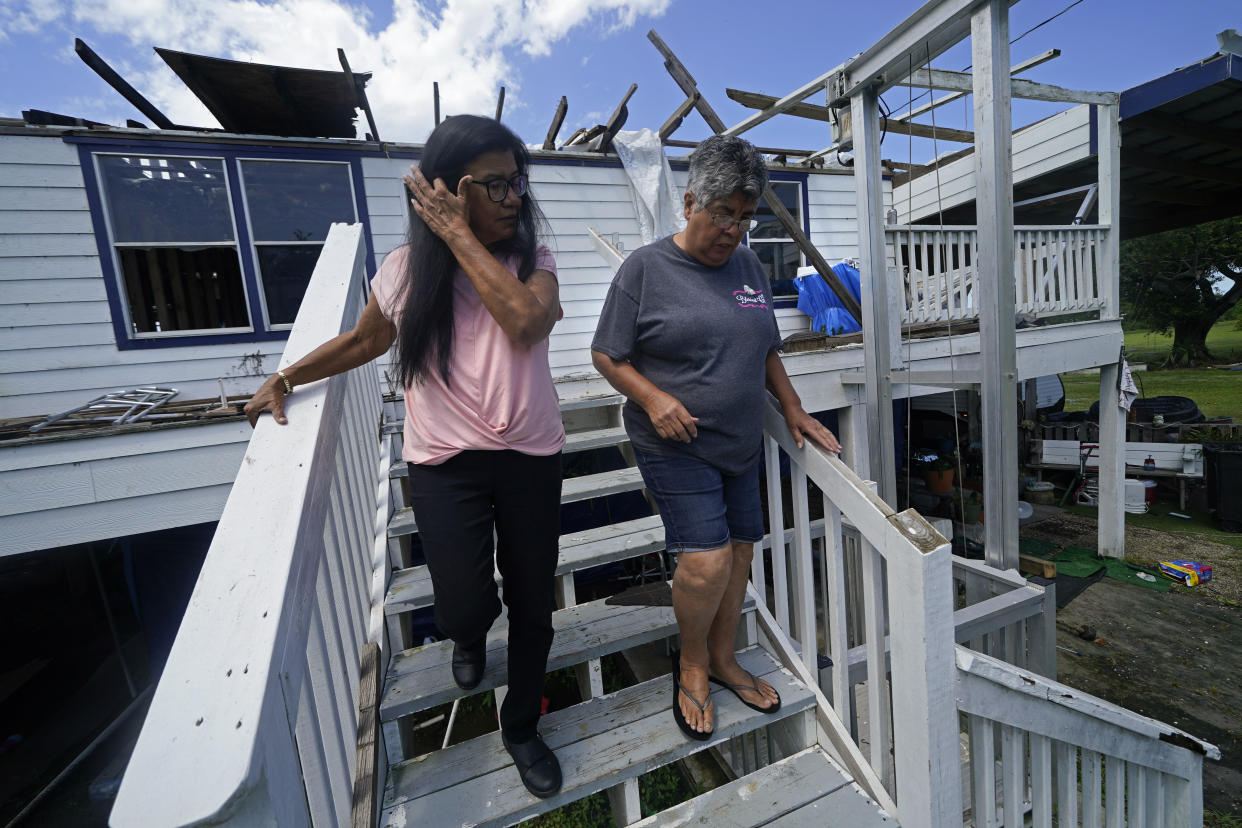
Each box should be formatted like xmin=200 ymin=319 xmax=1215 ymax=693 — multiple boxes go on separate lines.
xmin=394 ymin=114 xmax=546 ymax=388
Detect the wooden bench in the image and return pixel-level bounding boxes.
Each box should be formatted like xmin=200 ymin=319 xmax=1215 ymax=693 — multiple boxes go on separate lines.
xmin=1029 ymin=439 xmax=1204 ymax=510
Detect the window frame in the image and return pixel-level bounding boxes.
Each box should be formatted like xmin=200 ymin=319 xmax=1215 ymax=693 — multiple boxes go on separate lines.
xmin=92 ymin=151 xmax=255 ymax=339
xmin=236 ymin=157 xmax=359 ymax=331
xmin=744 ymin=171 xmax=811 ymax=308
xmin=74 ymin=138 xmax=372 ymax=351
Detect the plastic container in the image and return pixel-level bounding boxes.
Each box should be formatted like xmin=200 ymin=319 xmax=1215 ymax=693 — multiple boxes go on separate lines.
xmin=1025 ymin=480 xmax=1056 ymax=505
xmin=1141 ymin=479 xmax=1158 ymax=506
xmin=1124 ymin=479 xmax=1148 ymax=514
xmin=1204 ymin=443 xmax=1242 ymax=532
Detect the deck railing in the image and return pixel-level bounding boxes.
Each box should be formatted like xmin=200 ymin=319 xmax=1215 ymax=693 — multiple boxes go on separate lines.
xmin=886 ymin=225 xmax=1109 ymax=325
xmin=754 ymin=396 xmax=1216 ymax=827
xmin=111 ymin=223 xmax=388 ymax=827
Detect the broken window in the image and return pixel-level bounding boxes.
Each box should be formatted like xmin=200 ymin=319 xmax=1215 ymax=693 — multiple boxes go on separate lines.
xmin=97 ymin=154 xmax=251 ymax=335
xmin=239 ymin=160 xmax=357 ymax=326
xmin=747 ymin=180 xmax=804 ymax=300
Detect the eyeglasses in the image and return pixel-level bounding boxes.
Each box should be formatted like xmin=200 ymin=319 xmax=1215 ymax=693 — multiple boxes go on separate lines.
xmin=471 ymin=174 xmax=528 ymax=203
xmin=709 ymin=212 xmax=757 ymax=233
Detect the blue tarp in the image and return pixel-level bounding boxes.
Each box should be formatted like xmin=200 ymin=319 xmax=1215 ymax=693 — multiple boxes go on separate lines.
xmin=795 ymin=263 xmax=862 ymax=335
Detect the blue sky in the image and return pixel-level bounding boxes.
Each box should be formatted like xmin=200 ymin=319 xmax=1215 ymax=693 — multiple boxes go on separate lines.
xmin=0 ymin=0 xmax=1237 ymax=162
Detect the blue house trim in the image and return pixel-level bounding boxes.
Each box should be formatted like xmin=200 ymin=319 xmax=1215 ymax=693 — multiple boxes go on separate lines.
xmin=70 ymin=136 xmax=373 ymax=351
xmin=1120 ymin=53 xmax=1241 ymax=121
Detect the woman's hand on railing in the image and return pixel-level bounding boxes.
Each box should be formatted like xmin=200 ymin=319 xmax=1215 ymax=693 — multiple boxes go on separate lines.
xmin=244 ymin=375 xmax=289 ymax=427
xmin=784 ymin=406 xmax=841 ymax=454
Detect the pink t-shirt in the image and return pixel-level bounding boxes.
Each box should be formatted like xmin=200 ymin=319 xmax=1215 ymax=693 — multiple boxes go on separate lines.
xmin=371 ymin=244 xmax=566 ymax=465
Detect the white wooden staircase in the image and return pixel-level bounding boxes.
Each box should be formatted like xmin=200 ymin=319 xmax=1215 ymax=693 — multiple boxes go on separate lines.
xmin=376 ymin=393 xmax=893 ymax=827
xmin=110 ymin=224 xmax=1219 ymax=828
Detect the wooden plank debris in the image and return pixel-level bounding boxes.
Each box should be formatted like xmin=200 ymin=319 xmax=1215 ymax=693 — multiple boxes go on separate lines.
xmin=725 ymin=88 xmax=975 ymax=144
xmin=338 ymin=48 xmax=380 ymax=141
xmin=543 ymin=96 xmax=568 ymax=150
xmin=1019 ymin=555 xmax=1057 ymax=579
xmin=658 ymin=92 xmax=699 ymax=141
xmin=647 ymin=29 xmax=863 ymax=322
xmin=74 ymin=38 xmax=181 ymax=130
xmin=495 ymin=86 xmax=506 ymax=121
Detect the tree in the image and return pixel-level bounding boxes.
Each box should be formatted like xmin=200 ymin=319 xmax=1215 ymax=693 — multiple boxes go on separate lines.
xmin=1120 ymin=216 xmax=1242 ymax=366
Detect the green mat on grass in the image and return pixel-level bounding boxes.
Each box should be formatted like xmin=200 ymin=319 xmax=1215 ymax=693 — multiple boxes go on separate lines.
xmin=1019 ymin=537 xmax=1060 ymax=559
xmin=1054 ymin=546 xmax=1171 ymax=591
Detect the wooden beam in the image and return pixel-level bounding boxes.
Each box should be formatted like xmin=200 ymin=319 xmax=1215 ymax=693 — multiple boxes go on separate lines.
xmin=1125 ymin=149 xmax=1242 ymax=186
xmin=648 ymin=29 xmax=862 ymax=322
xmin=662 ymin=138 xmax=818 ymax=157
xmin=972 ymin=0 xmax=1020 ymax=572
xmin=900 ymin=66 xmax=1118 ymax=105
xmin=726 ymin=88 xmax=975 ymax=144
xmin=599 ymin=83 xmax=638 ymax=150
xmin=495 ymin=86 xmax=505 ymax=121
xmin=658 ymin=92 xmax=699 ymax=141
xmin=433 ymin=82 xmax=440 ymax=125
xmin=75 ymin=38 xmax=178 ymax=130
xmin=894 ymin=48 xmax=1060 ymax=123
xmin=721 ymin=69 xmax=839 ymax=138
xmin=542 ymin=96 xmax=567 ymax=151
xmin=338 ymin=48 xmax=380 ymax=142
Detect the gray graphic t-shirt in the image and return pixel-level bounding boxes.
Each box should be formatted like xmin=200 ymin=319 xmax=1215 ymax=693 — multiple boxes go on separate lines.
xmin=592 ymin=236 xmax=783 ymax=475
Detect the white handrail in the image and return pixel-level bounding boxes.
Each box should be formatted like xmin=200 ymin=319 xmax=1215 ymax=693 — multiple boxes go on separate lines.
xmin=957 ymin=647 xmax=1218 ymax=826
xmin=111 ymin=223 xmax=383 ymax=827
xmin=760 ymin=395 xmax=961 ymax=827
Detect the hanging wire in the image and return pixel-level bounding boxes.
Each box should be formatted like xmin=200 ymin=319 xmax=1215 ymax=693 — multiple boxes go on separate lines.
xmin=904 ymin=53 xmax=916 ymax=511
xmin=902 ymin=0 xmax=1088 ymax=110
xmin=924 ymin=40 xmax=971 ymax=549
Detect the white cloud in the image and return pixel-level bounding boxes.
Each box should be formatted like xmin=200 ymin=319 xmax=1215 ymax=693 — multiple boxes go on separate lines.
xmin=2 ymin=0 xmax=668 ymax=140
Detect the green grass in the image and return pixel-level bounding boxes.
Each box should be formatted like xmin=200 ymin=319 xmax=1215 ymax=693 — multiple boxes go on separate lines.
xmin=1122 ymin=324 xmax=1242 ymax=365
xmin=1057 ymin=322 xmax=1242 ymax=418
xmin=1061 ymin=369 xmax=1242 ymax=419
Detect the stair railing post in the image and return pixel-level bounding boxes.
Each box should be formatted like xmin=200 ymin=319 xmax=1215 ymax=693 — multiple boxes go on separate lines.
xmin=885 ymin=513 xmax=961 ymax=828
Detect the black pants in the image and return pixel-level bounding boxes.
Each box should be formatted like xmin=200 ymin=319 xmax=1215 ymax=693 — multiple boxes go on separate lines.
xmin=408 ymin=449 xmax=562 ymax=742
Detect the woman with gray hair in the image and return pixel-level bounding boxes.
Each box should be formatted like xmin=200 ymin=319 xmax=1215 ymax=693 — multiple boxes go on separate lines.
xmin=591 ymin=135 xmax=840 ymax=741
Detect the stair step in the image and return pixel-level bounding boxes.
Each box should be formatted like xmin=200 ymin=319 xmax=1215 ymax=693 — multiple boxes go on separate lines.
xmin=386 ymin=467 xmax=646 ymax=538
xmin=387 ymin=427 xmax=632 ymax=478
xmin=632 ymin=746 xmax=892 ymax=827
xmin=379 ymin=588 xmax=754 ymax=722
xmin=381 ymin=393 xmax=622 ymax=439
xmin=380 ymin=647 xmax=814 ymax=828
xmin=385 ymin=515 xmax=665 ymax=615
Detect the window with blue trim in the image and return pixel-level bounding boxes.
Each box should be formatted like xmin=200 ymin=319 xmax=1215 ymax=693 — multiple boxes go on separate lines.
xmin=92 ymin=151 xmax=357 ymax=341
xmin=746 ymin=179 xmax=805 ymax=302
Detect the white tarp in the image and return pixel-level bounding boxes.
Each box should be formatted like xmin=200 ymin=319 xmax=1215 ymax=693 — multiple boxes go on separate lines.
xmin=612 ymin=128 xmax=685 ymax=246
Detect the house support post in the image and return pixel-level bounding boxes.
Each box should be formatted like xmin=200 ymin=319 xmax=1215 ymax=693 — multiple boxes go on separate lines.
xmin=851 ymin=86 xmax=899 ymax=506
xmin=972 ymin=0 xmax=1019 ymax=571
xmin=1096 ymin=102 xmax=1126 ymax=558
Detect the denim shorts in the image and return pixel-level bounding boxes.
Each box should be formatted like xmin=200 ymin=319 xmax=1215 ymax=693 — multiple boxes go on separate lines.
xmin=633 ymin=449 xmax=764 ymax=554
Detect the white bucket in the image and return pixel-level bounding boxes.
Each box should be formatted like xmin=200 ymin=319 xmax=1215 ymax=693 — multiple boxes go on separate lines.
xmin=1124 ymin=479 xmax=1148 ymax=514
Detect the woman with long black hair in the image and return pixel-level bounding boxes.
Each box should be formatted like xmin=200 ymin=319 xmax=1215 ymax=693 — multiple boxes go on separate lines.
xmin=245 ymin=114 xmax=565 ymax=798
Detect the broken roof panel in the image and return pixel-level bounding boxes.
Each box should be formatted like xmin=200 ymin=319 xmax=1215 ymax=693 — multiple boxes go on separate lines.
xmin=155 ymin=48 xmax=369 ymax=138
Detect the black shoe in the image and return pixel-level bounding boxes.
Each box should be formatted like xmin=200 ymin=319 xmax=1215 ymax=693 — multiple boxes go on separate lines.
xmin=502 ymin=732 xmax=562 ymax=799
xmin=451 ymin=640 xmax=485 ymax=690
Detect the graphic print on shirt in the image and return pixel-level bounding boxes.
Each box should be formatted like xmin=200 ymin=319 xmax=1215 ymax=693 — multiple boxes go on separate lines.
xmin=733 ymin=283 xmax=769 ymax=309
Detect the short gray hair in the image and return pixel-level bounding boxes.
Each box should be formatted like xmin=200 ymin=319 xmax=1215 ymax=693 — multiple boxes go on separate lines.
xmin=684 ymin=135 xmax=769 ymax=212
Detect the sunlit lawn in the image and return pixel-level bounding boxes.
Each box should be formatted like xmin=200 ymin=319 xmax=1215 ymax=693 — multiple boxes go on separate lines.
xmin=1058 ymin=322 xmax=1242 ymax=419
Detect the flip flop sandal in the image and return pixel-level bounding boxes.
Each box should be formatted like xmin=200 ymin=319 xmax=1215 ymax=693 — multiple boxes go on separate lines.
xmin=671 ymin=650 xmax=714 ymax=741
xmin=708 ymin=671 xmax=782 ymax=714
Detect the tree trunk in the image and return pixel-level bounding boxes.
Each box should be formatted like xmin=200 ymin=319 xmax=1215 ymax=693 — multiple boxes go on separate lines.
xmin=1168 ymin=317 xmax=1216 ymax=366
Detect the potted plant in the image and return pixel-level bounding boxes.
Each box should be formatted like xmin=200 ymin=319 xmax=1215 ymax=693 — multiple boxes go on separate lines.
xmin=920 ymin=455 xmax=956 ymax=494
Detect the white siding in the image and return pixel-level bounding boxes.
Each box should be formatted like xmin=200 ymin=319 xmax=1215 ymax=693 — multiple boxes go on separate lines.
xmin=0 ymin=133 xmax=284 ymax=419
xmin=0 ymin=419 xmax=251 ymax=556
xmin=894 ymin=105 xmax=1092 ymax=223
xmin=361 ymin=157 xmax=881 ymax=373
